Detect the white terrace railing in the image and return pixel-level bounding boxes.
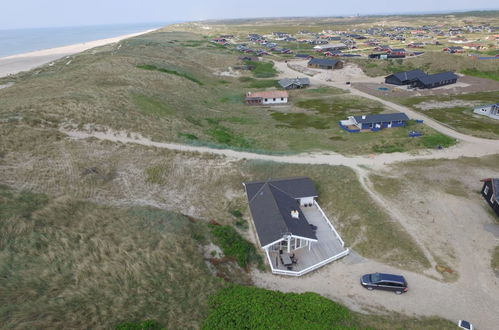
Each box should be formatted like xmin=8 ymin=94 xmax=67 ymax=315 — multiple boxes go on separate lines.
xmin=266 ymin=248 xmax=350 ymax=277
xmin=314 ymin=200 xmax=345 ymax=247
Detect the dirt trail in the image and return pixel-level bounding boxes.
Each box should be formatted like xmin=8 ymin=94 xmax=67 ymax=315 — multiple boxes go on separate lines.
xmin=62 ymin=129 xmax=499 ymax=172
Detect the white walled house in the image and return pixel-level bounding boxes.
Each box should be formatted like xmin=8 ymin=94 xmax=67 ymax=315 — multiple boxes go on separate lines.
xmin=245 ymin=91 xmax=288 ymax=105
xmin=243 ymin=177 xmax=349 ymax=276
xmin=473 ymin=103 xmax=499 ymax=120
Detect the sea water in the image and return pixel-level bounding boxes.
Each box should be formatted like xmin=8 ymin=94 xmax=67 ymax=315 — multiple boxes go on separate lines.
xmin=0 ymin=22 xmax=167 ymax=58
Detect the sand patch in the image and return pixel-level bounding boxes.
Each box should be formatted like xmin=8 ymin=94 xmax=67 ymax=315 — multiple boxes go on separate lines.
xmin=414 ymin=100 xmax=482 ymax=110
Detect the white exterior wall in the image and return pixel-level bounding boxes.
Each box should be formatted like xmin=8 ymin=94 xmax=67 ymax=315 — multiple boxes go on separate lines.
xmin=299 ymin=196 xmax=315 ymax=206
xmin=262 ymin=97 xmax=288 ymax=105
xmin=474 ymin=105 xmax=499 ymax=120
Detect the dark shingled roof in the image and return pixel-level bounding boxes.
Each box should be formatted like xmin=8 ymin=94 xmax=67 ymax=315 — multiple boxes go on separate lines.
xmin=415 ymin=72 xmax=458 ymax=85
xmin=353 ymin=112 xmax=409 ymax=124
xmin=244 ymin=177 xmax=318 ymax=247
xmin=278 ymin=77 xmax=310 ymax=88
xmin=386 ymin=69 xmax=426 ymax=82
xmin=308 ymin=58 xmax=340 ymax=66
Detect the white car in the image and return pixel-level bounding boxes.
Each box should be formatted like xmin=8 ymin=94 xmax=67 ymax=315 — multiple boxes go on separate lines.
xmin=457 ymin=320 xmax=473 ymax=330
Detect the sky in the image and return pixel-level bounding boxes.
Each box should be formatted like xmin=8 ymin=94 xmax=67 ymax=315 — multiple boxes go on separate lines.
xmin=1 ymin=0 xmax=498 ymax=29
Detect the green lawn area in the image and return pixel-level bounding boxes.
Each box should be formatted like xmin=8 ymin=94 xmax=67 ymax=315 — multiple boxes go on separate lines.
xmin=393 ymin=91 xmax=499 ymax=139
xmin=203 ymin=285 xmax=455 ymax=330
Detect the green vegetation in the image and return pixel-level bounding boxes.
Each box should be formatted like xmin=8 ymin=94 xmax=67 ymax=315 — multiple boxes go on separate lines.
xmin=369 ymin=175 xmax=402 ymax=198
xmin=395 ymin=91 xmax=499 ymax=139
xmin=247 ymin=79 xmax=279 ymax=88
xmin=245 ymin=61 xmax=278 ymax=78
xmin=352 ymin=51 xmax=499 ymax=77
xmin=132 ymin=94 xmax=173 ymax=117
xmin=204 ymin=119 xmax=252 ymax=148
xmin=493 ymin=246 xmax=499 ymax=276
xmin=272 ymin=112 xmax=330 ymax=129
xmin=421 ymin=133 xmax=456 ymax=148
xmin=116 ymin=320 xmax=164 ymax=330
xmin=0 ymin=185 xmax=224 ymax=329
xmin=203 ymin=285 xmax=353 ymax=329
xmin=203 ymin=285 xmax=455 ymax=330
xmin=0 ymin=29 xmax=450 ymax=155
xmin=461 ymin=68 xmax=499 ymax=81
xmin=137 ymin=64 xmax=203 ymax=85
xmin=209 ymin=224 xmax=263 ymax=268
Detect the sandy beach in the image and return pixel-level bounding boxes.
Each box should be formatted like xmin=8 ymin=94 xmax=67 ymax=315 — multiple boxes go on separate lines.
xmin=0 ymin=28 xmax=157 ymax=78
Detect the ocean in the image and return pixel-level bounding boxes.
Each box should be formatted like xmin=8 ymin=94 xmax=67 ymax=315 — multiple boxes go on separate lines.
xmin=0 ymin=22 xmax=167 ymax=58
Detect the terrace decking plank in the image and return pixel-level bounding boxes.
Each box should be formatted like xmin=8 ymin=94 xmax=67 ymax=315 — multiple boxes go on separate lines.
xmin=268 ymin=204 xmax=347 ymax=274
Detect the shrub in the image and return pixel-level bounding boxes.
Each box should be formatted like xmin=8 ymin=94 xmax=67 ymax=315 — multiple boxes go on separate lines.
xmin=202 ymin=285 xmax=354 ymax=329
xmin=209 ymin=225 xmax=262 ymax=268
xmin=116 ymin=320 xmax=164 ymax=330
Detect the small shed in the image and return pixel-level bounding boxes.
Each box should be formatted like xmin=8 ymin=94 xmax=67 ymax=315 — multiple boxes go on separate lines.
xmin=473 ymin=104 xmax=499 ymax=120
xmin=278 ymin=78 xmax=310 ymax=90
xmin=480 ymin=178 xmax=499 ymax=216
xmin=246 ymin=91 xmax=289 ymax=105
xmin=307 ymin=58 xmax=343 ymax=70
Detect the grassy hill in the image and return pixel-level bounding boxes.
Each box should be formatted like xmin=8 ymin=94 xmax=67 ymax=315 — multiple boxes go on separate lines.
xmin=0 ymin=28 xmax=453 ymax=155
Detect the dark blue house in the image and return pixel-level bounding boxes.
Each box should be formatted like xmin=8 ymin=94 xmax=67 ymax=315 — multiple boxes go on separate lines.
xmin=341 ymin=113 xmax=410 ymax=130
xmin=385 ymin=69 xmax=427 ymax=85
xmin=411 ymin=72 xmax=458 ymax=89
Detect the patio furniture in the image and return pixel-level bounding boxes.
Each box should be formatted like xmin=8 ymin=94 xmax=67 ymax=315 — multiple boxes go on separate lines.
xmin=280 ymin=253 xmax=293 ymax=266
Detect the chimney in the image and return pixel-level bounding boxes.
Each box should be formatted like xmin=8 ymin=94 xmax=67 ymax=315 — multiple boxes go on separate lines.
xmin=291 ymin=210 xmax=299 ymax=219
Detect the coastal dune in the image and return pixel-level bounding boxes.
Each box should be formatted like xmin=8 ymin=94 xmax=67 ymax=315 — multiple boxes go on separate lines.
xmin=0 ymin=29 xmax=157 ymax=78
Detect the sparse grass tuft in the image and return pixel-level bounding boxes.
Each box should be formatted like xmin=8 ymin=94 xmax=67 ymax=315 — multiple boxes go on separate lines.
xmin=137 ymin=64 xmax=203 ymax=85
xmin=492 ymin=246 xmax=499 ymax=276
xmin=420 ymin=133 xmax=456 ymax=148
xmin=0 ymin=185 xmax=224 ymax=329
xmin=461 ymin=68 xmax=499 ymax=81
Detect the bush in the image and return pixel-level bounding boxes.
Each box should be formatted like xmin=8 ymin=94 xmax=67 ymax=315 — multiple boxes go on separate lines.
xmin=116 ymin=320 xmax=163 ymax=330
xmin=209 ymin=225 xmax=262 ymax=268
xmin=202 ymin=285 xmax=353 ymax=329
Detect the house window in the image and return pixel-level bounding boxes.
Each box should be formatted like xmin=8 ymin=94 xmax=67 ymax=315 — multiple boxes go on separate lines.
xmin=281 ymin=98 xmax=284 ymax=101
xmin=273 ymin=98 xmax=276 ymax=101
xmin=484 ymin=185 xmax=489 ymax=195
xmin=264 ymin=98 xmax=268 ymax=102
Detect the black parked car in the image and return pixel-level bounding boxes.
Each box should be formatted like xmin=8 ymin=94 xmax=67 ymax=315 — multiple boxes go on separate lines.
xmin=360 ymin=273 xmax=408 ymax=294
